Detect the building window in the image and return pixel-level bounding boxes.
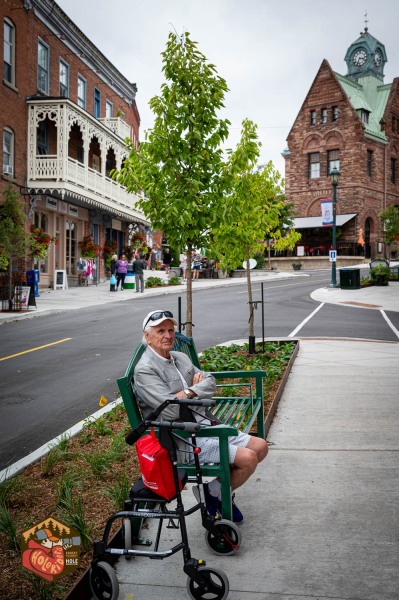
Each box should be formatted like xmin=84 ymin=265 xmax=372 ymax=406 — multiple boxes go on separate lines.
xmin=37 ymin=120 xmax=48 ymax=155
xmin=310 ymin=110 xmax=316 ymax=126
xmin=37 ymin=39 xmax=50 ymax=93
xmin=59 ymin=60 xmax=69 ymax=97
xmin=367 ymin=150 xmax=373 ymax=177
xmin=361 ymin=110 xmax=369 ymax=125
xmin=332 ymin=106 xmax=339 ymax=121
xmin=106 ymin=100 xmax=113 ymax=118
xmin=321 ymin=108 xmax=328 ymax=124
xmin=3 ymin=127 xmax=14 ymax=176
xmin=309 ymin=152 xmax=320 ymax=179
xmin=328 ymin=149 xmax=340 ymax=174
xmin=4 ymin=18 xmax=16 ymax=86
xmin=94 ymin=88 xmax=101 ymax=118
xmin=77 ymin=75 xmax=86 ymax=109
xmin=391 ymin=158 xmax=396 ymax=184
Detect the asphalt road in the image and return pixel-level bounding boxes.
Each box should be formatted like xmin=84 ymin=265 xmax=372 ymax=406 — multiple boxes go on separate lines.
xmin=1 ymin=270 xmax=398 ymax=469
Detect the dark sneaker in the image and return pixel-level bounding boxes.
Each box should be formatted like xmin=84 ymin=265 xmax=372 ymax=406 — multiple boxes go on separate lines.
xmin=192 ymin=483 xmax=221 ymax=518
xmin=231 ymin=493 xmax=244 ymax=524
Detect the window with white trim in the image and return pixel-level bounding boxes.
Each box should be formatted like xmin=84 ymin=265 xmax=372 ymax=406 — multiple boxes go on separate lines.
xmin=3 ymin=127 xmax=14 ymax=176
xmin=77 ymin=75 xmax=86 ymax=109
xmin=106 ymin=100 xmax=113 ymax=118
xmin=332 ymin=106 xmax=339 ymax=121
xmin=328 ymin=149 xmax=340 ymax=174
xmin=310 ymin=110 xmax=316 ymax=126
xmin=37 ymin=39 xmax=50 ymax=93
xmin=4 ymin=18 xmax=15 ymax=86
xmin=321 ymin=108 xmax=328 ymax=124
xmin=308 ymin=152 xmax=320 ymax=179
xmin=59 ymin=60 xmax=69 ymax=97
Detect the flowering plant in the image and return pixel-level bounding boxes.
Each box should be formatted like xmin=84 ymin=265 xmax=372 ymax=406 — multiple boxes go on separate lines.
xmin=103 ymin=239 xmax=118 ymax=267
xmin=123 ymin=245 xmax=134 ymax=262
xmin=78 ymin=234 xmax=100 ymax=258
xmin=29 ymin=226 xmax=56 ymax=261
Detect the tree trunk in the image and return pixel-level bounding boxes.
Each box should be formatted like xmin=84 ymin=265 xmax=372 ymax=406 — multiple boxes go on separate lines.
xmin=246 ymin=247 xmax=255 ymax=352
xmin=185 ymin=244 xmax=193 ymax=338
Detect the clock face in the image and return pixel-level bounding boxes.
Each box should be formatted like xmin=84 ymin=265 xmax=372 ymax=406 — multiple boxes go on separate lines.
xmin=374 ymin=50 xmax=382 ymax=67
xmin=353 ymin=49 xmax=367 ymax=67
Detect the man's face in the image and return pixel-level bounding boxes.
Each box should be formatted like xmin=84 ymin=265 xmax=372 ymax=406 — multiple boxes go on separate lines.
xmin=145 ymin=319 xmax=175 ymax=357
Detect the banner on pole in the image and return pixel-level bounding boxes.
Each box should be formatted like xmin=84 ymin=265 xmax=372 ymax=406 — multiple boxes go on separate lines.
xmin=321 ymin=199 xmax=333 ymax=226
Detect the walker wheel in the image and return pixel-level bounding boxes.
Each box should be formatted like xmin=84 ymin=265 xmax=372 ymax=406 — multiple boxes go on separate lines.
xmin=205 ymin=519 xmax=241 ymax=555
xmin=187 ymin=565 xmax=229 ymax=600
xmin=89 ymin=561 xmax=119 ymax=600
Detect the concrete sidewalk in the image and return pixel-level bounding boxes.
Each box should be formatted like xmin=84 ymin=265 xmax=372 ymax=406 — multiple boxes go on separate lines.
xmin=115 ymin=338 xmax=399 ymax=600
xmin=1 ymin=263 xmax=398 ymax=323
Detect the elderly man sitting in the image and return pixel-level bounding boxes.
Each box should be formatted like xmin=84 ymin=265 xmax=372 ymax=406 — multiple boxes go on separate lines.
xmin=134 ymin=309 xmax=268 ymax=523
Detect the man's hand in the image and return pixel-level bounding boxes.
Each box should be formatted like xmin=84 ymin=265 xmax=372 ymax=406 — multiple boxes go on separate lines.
xmin=192 ymin=373 xmax=204 ymax=385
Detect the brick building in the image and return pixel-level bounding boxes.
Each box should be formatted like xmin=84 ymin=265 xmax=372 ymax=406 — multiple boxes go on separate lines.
xmin=284 ymin=28 xmax=399 ymax=262
xmin=1 ymin=0 xmax=149 ymax=288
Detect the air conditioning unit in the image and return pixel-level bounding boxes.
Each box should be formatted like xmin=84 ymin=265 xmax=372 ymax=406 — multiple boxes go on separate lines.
xmin=3 ymin=165 xmax=13 ymax=176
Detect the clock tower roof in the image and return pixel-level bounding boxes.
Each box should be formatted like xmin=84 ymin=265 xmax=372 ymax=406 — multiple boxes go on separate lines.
xmin=344 ymin=28 xmax=387 ymax=83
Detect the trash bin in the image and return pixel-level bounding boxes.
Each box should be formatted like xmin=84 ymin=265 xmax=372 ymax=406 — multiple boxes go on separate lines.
xmin=339 ymin=268 xmax=360 ymax=290
xmin=26 ymin=269 xmax=40 ymax=297
xmin=124 ymin=273 xmax=135 ymax=289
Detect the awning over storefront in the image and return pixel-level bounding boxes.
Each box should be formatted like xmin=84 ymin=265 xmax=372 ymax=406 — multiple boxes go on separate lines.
xmin=293 ymin=213 xmax=357 ymax=229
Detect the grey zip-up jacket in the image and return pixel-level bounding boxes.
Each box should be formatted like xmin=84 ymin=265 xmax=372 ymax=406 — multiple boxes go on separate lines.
xmin=133 ymin=348 xmax=216 ymax=423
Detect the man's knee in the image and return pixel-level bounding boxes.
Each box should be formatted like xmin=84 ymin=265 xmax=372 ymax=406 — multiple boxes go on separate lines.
xmin=247 ymin=437 xmax=268 ymax=462
xmin=233 ymin=447 xmax=258 ymax=474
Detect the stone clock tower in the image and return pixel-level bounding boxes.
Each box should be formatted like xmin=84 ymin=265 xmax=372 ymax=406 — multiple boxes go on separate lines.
xmin=344 ymin=28 xmax=387 ymax=82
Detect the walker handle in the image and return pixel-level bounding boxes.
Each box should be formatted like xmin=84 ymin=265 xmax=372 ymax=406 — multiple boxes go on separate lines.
xmin=151 ymin=420 xmax=201 ymax=432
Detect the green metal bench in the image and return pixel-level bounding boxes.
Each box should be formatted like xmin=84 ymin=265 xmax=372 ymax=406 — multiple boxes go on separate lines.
xmin=117 ymin=332 xmax=267 ymax=522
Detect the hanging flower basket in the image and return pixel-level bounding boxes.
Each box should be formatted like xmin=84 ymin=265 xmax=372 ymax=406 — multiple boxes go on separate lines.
xmin=29 ymin=226 xmax=56 ymax=261
xmin=78 ymin=234 xmax=100 ymax=258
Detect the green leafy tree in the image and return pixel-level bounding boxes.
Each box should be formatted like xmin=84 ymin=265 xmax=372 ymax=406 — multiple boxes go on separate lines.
xmin=264 ymin=201 xmax=300 ymax=269
xmin=211 ymin=121 xmax=300 ymax=347
xmin=0 ymin=183 xmax=27 ymax=300
xmin=380 ymin=204 xmax=399 ymax=257
xmin=114 ymin=31 xmax=231 ymax=336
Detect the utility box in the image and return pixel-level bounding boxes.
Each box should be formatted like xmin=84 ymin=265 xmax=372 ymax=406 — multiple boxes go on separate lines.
xmin=339 ymin=268 xmax=360 ymax=290
xmin=26 ymin=269 xmax=40 ymax=297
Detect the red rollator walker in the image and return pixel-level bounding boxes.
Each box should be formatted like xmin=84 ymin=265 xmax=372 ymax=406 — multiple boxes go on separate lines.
xmin=89 ymin=398 xmax=241 ymax=600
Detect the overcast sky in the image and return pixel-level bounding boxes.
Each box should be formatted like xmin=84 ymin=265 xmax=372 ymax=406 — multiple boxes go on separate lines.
xmin=57 ymin=0 xmax=399 ymax=178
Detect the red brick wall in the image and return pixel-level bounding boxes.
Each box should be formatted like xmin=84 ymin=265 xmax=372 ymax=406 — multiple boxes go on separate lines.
xmin=285 ymin=60 xmax=399 ymax=257
xmin=1 ymin=0 xmax=139 ymax=196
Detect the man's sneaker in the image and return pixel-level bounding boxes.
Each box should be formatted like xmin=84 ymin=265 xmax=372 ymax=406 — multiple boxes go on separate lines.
xmin=231 ymin=493 xmax=244 ymax=524
xmin=192 ymin=483 xmax=221 ymax=518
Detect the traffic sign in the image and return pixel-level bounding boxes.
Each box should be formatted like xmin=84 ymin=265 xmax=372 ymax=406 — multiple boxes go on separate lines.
xmin=329 ymin=250 xmax=337 ymax=262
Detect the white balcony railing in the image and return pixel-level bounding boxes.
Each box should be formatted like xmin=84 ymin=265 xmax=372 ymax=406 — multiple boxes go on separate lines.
xmin=99 ymin=117 xmax=131 ymax=140
xmin=26 ymin=98 xmax=146 ymax=222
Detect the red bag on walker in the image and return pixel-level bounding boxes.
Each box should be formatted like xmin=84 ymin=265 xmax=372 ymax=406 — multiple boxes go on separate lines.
xmin=136 ymin=428 xmax=181 ymax=500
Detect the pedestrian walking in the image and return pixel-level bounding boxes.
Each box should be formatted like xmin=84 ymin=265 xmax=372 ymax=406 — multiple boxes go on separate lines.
xmin=150 ymin=249 xmax=157 ymax=270
xmin=109 ymin=253 xmax=118 ymax=292
xmin=163 ymin=249 xmax=172 ymax=274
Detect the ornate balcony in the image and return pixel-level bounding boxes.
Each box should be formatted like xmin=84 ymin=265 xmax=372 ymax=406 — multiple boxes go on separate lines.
xmin=26 ymin=98 xmax=147 ymax=223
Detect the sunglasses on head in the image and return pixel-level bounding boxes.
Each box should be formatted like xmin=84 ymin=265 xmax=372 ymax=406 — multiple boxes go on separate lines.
xmin=144 ymin=310 xmax=174 ymax=330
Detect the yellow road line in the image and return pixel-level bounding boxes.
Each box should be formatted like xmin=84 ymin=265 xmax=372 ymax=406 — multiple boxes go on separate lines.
xmin=0 ymin=338 xmax=73 ymax=362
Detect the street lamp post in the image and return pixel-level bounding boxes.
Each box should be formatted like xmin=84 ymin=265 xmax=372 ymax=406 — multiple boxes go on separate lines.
xmin=329 ymin=167 xmax=340 ymax=287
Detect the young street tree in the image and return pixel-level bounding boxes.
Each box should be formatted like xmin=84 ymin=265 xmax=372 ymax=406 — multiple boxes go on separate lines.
xmin=114 ymin=31 xmax=231 ymax=337
xmin=0 ymin=183 xmax=27 ymax=304
xmin=211 ymin=120 xmax=301 ymax=351
xmin=380 ymin=204 xmax=399 ymax=258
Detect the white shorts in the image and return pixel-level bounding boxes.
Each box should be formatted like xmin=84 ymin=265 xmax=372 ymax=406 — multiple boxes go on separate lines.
xmin=189 ymin=430 xmax=251 ymax=465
